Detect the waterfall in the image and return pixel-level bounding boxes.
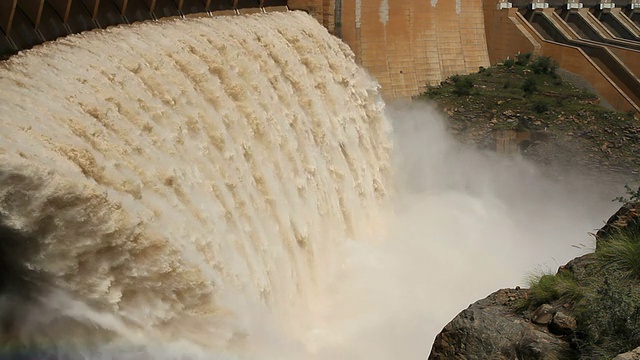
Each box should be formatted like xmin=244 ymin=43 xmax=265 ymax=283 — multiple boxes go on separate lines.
xmin=0 ymin=11 xmax=391 ymax=358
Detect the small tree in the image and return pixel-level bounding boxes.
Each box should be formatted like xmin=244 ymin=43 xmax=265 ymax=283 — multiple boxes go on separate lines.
xmin=529 ymin=56 xmax=558 ymax=76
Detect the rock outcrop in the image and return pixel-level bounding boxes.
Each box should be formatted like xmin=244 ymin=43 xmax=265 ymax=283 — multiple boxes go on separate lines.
xmin=596 ymin=201 xmax=640 ymax=248
xmin=614 ymin=347 xmax=640 ymax=360
xmin=429 ymin=289 xmax=574 ymax=359
xmin=429 ymin=202 xmax=640 ymax=359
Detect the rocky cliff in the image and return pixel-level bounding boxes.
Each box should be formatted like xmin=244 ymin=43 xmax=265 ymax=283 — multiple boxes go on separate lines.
xmin=430 ymin=202 xmax=640 ymax=359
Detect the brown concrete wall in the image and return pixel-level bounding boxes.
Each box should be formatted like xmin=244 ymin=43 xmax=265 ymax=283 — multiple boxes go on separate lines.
xmin=484 ymin=6 xmax=540 ymax=64
xmin=541 ymin=43 xmax=639 ymax=112
xmin=346 ymin=0 xmax=490 ymax=98
xmin=293 ymin=0 xmax=491 ymax=99
xmin=610 ymin=46 xmax=640 ymax=79
xmin=514 ymin=10 xmax=640 ymax=113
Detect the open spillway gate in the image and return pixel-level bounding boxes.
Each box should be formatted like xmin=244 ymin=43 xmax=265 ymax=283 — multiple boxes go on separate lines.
xmin=0 ymin=0 xmax=289 ymax=57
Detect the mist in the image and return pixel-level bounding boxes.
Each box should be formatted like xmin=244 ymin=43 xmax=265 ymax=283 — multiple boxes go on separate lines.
xmin=0 ymin=101 xmax=623 ymax=360
xmin=306 ymin=101 xmax=623 ymax=358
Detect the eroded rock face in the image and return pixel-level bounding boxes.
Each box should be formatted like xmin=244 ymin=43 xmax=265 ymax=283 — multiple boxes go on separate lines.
xmin=429 ymin=289 xmax=574 ymax=360
xmin=596 ymin=201 xmax=640 ymax=249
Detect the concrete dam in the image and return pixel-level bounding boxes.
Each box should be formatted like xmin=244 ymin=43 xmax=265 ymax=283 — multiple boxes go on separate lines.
xmin=1 ymin=1 xmax=639 ymax=108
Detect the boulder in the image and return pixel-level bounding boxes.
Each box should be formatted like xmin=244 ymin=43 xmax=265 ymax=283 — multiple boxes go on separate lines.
xmin=548 ymin=312 xmax=576 ymax=335
xmin=530 ymin=304 xmax=555 ymax=325
xmin=429 ymin=289 xmax=574 ymax=360
xmin=614 ymin=347 xmax=640 ymax=360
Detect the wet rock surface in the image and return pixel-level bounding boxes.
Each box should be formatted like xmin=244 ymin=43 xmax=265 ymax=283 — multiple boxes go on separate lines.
xmin=429 ymin=289 xmax=574 ymax=360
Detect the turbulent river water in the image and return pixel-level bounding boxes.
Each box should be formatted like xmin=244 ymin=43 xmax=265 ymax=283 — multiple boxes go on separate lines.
xmin=0 ymin=10 xmax=622 ymax=360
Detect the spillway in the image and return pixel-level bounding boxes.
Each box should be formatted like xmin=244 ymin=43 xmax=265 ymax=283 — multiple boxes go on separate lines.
xmin=0 ymin=11 xmax=391 ymax=358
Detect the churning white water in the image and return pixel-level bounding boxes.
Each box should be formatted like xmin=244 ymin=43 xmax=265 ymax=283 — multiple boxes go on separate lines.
xmin=0 ymin=11 xmax=390 ymax=358
xmin=0 ymin=10 xmax=624 ymax=360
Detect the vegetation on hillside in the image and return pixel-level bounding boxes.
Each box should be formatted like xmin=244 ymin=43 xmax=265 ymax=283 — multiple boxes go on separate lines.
xmin=522 ymin=228 xmax=640 ymax=358
xmin=422 ymin=56 xmax=640 ymax=358
xmin=416 ymin=54 xmax=640 ymax=178
xmin=523 ymin=183 xmax=640 ymax=358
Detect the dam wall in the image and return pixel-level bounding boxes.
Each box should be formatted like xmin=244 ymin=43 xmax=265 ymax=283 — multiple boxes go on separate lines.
xmin=3 ymin=1 xmax=640 ymax=105
xmin=484 ymin=1 xmax=640 ymax=115
xmin=3 ymin=0 xmax=490 ymax=99
xmin=291 ymin=0 xmax=491 ymax=98
xmin=484 ymin=3 xmax=541 ymax=63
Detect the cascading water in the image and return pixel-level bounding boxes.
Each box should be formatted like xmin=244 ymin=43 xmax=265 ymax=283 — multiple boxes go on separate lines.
xmin=0 ymin=11 xmax=391 ymax=358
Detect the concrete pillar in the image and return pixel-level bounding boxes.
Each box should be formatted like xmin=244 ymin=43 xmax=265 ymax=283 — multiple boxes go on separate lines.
xmin=597 ymin=0 xmax=616 ymax=9
xmin=565 ymin=0 xmax=584 ymax=9
xmin=530 ymin=1 xmax=550 ymax=9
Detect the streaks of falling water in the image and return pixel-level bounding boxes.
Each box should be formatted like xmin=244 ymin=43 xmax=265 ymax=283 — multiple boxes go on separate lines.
xmin=0 ymin=11 xmax=391 ymax=357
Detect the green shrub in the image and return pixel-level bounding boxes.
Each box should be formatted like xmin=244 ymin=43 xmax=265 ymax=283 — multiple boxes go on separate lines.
xmin=478 ymin=66 xmax=491 ymax=76
xmin=529 ymin=56 xmax=558 ymax=76
xmin=596 ymin=230 xmax=640 ymax=279
xmin=516 ymin=52 xmax=532 ymax=66
xmin=423 ymin=85 xmax=444 ymax=99
xmin=573 ymin=228 xmax=640 ymax=357
xmin=522 ymin=77 xmax=538 ymax=95
xmin=452 ymin=76 xmax=474 ymax=96
xmin=504 ymin=58 xmax=515 ymax=68
xmin=503 ymin=80 xmax=512 ymax=89
xmin=533 ymin=99 xmax=550 ymax=114
xmin=613 ymin=184 xmax=640 ymax=203
xmin=526 ymin=270 xmax=583 ymax=307
xmin=574 ymin=277 xmax=640 ymax=358
xmin=528 ymin=273 xmax=561 ymax=306
xmin=554 ymin=271 xmax=586 ymax=304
